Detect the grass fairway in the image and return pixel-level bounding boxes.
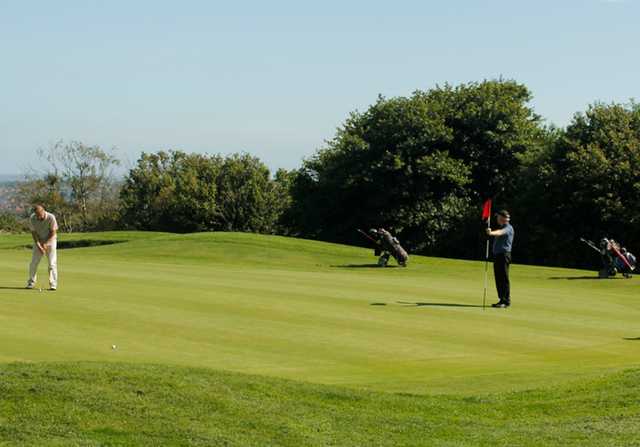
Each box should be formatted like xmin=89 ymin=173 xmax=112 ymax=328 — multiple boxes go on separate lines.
xmin=1 ymin=231 xmax=639 ymax=445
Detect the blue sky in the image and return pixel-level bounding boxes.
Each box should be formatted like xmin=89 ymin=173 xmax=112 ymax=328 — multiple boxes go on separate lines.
xmin=1 ymin=0 xmax=638 ymax=174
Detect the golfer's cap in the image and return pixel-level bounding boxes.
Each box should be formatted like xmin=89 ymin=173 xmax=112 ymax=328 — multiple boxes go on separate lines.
xmin=496 ymin=210 xmax=511 ymax=219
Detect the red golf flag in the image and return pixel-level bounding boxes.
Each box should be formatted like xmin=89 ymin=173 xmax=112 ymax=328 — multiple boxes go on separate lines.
xmin=481 ymin=199 xmax=492 ymax=221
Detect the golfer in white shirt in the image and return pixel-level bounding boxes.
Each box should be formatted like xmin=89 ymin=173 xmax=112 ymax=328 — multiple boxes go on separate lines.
xmin=27 ymin=204 xmax=59 ymax=291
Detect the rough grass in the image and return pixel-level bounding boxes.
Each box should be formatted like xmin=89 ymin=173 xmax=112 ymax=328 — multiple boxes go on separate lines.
xmin=1 ymin=362 xmax=640 ymax=446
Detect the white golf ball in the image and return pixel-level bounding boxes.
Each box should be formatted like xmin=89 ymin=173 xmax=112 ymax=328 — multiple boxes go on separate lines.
xmin=112 ymin=345 xmax=117 ymax=350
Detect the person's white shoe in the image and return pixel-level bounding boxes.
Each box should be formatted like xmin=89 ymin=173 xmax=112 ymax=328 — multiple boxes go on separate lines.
xmin=49 ymin=286 xmax=57 ymax=291
xmin=26 ymin=283 xmax=35 ymax=290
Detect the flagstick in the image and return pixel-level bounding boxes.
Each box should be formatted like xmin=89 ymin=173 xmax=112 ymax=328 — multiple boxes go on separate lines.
xmin=483 ymin=218 xmax=490 ymax=310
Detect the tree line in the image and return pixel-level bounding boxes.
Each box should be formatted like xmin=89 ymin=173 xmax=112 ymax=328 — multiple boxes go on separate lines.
xmin=12 ymin=80 xmax=640 ymax=268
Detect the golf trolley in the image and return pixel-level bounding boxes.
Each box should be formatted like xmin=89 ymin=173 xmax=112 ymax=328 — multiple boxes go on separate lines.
xmin=580 ymin=237 xmax=636 ymax=279
xmin=357 ymin=228 xmax=409 ymax=267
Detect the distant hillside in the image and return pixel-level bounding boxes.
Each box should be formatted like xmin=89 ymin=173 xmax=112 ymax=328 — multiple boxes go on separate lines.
xmin=0 ymin=174 xmax=21 ymax=183
xmin=0 ymin=178 xmax=22 ymax=213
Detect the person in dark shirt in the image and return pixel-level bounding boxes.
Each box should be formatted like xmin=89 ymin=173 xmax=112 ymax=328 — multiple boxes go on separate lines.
xmin=486 ymin=210 xmax=514 ymax=308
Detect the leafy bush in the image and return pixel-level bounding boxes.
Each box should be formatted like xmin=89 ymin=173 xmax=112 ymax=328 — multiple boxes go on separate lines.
xmin=0 ymin=212 xmax=28 ymax=233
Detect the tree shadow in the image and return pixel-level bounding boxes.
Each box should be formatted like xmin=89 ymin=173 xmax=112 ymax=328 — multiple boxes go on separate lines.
xmin=396 ymin=301 xmax=484 ymax=309
xmin=332 ymin=264 xmax=398 ymax=269
xmin=24 ymin=240 xmax=126 ymax=250
xmin=548 ymin=276 xmax=626 ymax=280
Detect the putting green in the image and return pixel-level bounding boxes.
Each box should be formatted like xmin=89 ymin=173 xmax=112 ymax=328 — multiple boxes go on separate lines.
xmin=1 ymin=232 xmax=638 ymax=395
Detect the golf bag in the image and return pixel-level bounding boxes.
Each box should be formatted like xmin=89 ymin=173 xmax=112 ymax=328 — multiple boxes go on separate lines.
xmin=615 ymin=248 xmax=636 ymax=277
xmin=369 ymin=228 xmax=409 ymax=267
xmin=581 ymin=237 xmax=636 ymax=278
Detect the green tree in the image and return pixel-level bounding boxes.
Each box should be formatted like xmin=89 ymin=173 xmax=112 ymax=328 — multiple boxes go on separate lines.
xmin=19 ymin=173 xmax=73 ymax=231
xmin=271 ymin=169 xmax=296 ymax=235
xmin=508 ymin=126 xmax=562 ymax=265
xmin=120 ymin=151 xmax=288 ymax=234
xmin=0 ymin=212 xmax=28 ymax=233
xmin=287 ymin=80 xmax=543 ymax=252
xmin=545 ymin=102 xmax=640 ymax=265
xmin=425 ymin=80 xmax=542 ymax=200
xmin=215 ymin=154 xmax=283 ymax=234
xmin=20 ymin=141 xmax=120 ymax=232
xmin=119 ymin=151 xmax=220 ymax=232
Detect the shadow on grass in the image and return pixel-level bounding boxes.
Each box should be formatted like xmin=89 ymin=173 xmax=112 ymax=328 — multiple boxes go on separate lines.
xmin=0 ymin=286 xmax=27 ymax=290
xmin=548 ymin=276 xmax=626 ymax=280
xmin=332 ymin=264 xmax=398 ymax=269
xmin=369 ymin=302 xmax=387 ymax=306
xmin=396 ymin=301 xmax=484 ymax=309
xmin=23 ymin=240 xmax=126 ymax=250
xmin=623 ymin=337 xmax=640 ymax=341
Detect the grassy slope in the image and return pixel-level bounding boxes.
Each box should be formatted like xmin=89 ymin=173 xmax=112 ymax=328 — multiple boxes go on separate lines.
xmin=1 ymin=362 xmax=640 ymax=446
xmin=2 ymin=232 xmax=640 ymax=445
xmin=0 ymin=231 xmax=639 ymax=396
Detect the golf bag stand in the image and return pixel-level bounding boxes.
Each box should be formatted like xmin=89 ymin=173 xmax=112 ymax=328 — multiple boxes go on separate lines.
xmin=377 ymin=252 xmax=391 ymax=267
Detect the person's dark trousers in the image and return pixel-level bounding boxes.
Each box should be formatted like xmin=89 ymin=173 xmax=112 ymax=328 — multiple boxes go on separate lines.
xmin=493 ymin=252 xmax=512 ymax=305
